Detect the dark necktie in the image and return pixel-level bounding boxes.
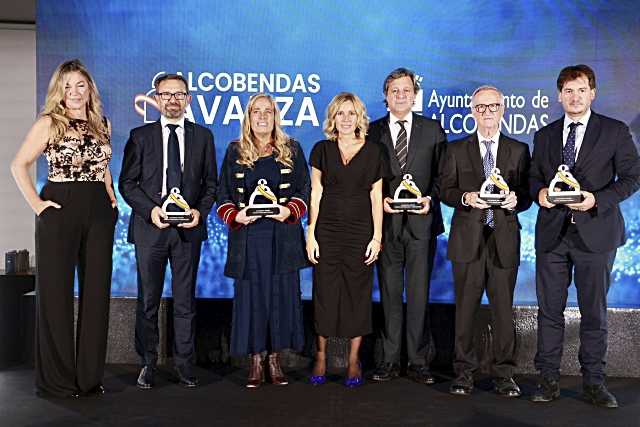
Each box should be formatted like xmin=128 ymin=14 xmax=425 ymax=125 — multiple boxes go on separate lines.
xmin=166 ymin=124 xmax=182 ymax=192
xmin=482 ymin=140 xmax=495 ymax=228
xmin=395 ymin=120 xmax=408 ymax=170
xmin=563 ymin=122 xmax=582 ymax=170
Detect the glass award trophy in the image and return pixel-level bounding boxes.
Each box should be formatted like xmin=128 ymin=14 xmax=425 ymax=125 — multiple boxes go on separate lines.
xmin=390 ymin=174 xmax=423 ymax=210
xmin=547 ymin=164 xmax=583 ymax=204
xmin=479 ymin=168 xmax=510 ymax=206
xmin=246 ymin=179 xmax=280 ymax=216
xmin=161 ymin=187 xmax=193 ymax=224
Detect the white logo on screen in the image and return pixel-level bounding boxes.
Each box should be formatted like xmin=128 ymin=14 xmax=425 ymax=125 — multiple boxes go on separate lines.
xmin=133 ymin=71 xmax=163 ymax=123
xmin=413 ymin=75 xmax=424 ymax=113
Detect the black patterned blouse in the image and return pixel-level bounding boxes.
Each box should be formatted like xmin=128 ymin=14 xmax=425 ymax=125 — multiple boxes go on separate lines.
xmin=43 ymin=119 xmax=111 ymax=182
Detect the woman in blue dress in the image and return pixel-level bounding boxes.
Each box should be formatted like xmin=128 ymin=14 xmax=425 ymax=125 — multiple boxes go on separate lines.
xmin=217 ymin=94 xmax=310 ymax=388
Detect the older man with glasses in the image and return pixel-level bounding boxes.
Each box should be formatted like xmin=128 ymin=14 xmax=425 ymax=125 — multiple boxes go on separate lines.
xmin=439 ymin=85 xmax=532 ymax=397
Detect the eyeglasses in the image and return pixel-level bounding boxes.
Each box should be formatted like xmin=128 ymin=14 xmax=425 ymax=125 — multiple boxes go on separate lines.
xmin=157 ymin=92 xmax=188 ymax=101
xmin=474 ymin=103 xmax=502 ymax=113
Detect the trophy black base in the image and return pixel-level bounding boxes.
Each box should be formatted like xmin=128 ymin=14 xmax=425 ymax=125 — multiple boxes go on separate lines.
xmin=161 ymin=213 xmax=193 ymax=224
xmin=547 ymin=194 xmax=583 ymax=204
xmin=479 ymin=196 xmax=506 ymax=206
xmin=246 ymin=206 xmax=280 ymax=217
xmin=390 ymin=201 xmax=423 ymax=211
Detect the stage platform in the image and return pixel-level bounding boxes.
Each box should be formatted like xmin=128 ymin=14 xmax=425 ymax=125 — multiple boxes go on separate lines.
xmin=1 ymin=364 xmax=638 ymax=426
xmin=11 ymin=297 xmax=640 ymax=378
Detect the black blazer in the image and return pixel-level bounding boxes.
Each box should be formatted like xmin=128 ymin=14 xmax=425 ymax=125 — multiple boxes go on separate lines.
xmin=440 ymin=133 xmax=532 ymax=267
xmin=368 ymin=113 xmax=446 ymax=240
xmin=119 ymin=120 xmax=217 ymax=246
xmin=216 ymin=140 xmax=310 ymax=279
xmin=529 ymin=112 xmax=640 ymax=253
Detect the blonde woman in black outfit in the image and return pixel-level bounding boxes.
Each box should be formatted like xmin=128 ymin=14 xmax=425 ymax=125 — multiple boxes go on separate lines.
xmin=11 ymin=59 xmax=117 ymax=398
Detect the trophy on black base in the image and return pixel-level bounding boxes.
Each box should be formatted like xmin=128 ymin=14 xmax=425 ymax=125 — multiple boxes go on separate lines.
xmin=390 ymin=174 xmax=423 ymax=211
xmin=547 ymin=164 xmax=583 ymax=204
xmin=246 ymin=179 xmax=280 ymax=217
xmin=479 ymin=167 xmax=510 ymax=206
xmin=161 ymin=187 xmax=194 ymax=224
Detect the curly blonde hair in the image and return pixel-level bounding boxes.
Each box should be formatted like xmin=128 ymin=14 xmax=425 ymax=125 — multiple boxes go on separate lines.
xmin=323 ymin=92 xmax=369 ymax=141
xmin=236 ymin=93 xmax=293 ymax=168
xmin=41 ymin=59 xmax=109 ymax=145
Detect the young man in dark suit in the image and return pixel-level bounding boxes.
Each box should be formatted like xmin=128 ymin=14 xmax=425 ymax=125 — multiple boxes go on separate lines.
xmin=369 ymin=68 xmax=446 ymax=384
xmin=119 ymin=74 xmax=217 ymax=389
xmin=439 ymin=85 xmax=532 ymax=397
xmin=529 ymin=65 xmax=640 ymax=408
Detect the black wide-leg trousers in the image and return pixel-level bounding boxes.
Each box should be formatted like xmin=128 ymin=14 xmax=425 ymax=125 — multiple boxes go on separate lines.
xmin=35 ymin=181 xmax=117 ymax=397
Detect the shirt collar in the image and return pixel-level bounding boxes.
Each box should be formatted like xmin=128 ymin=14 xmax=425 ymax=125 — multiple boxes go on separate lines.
xmin=477 ymin=128 xmax=501 ymax=145
xmin=161 ymin=115 xmax=185 ymax=130
xmin=563 ymin=109 xmax=591 ymax=130
xmin=389 ymin=111 xmax=413 ymax=127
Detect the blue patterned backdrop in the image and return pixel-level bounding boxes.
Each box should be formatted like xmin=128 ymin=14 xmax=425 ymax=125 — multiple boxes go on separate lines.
xmin=36 ymin=0 xmax=640 ymax=306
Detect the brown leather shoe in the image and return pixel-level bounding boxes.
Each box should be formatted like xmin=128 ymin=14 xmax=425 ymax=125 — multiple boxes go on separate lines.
xmin=267 ymin=353 xmax=289 ymax=386
xmin=246 ymin=354 xmax=265 ymax=388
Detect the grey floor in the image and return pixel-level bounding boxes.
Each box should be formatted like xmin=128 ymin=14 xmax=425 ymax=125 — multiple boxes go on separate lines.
xmin=1 ymin=365 xmax=639 ymax=427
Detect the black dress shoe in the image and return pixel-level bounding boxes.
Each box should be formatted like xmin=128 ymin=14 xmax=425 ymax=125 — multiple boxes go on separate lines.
xmin=82 ymin=384 xmax=105 ymax=396
xmin=137 ymin=366 xmax=155 ymax=390
xmin=370 ymin=363 xmax=400 ymax=382
xmin=583 ymin=383 xmax=618 ymax=408
xmin=530 ymin=377 xmax=560 ymax=402
xmin=494 ymin=377 xmax=521 ymax=398
xmin=407 ymin=364 xmax=435 ymax=385
xmin=449 ymin=376 xmax=473 ymax=396
xmin=175 ymin=366 xmax=199 ymax=388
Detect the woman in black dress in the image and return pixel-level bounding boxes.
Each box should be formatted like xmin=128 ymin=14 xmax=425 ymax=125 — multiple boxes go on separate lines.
xmin=217 ymin=93 xmax=309 ymax=388
xmin=307 ymin=92 xmax=384 ymax=387
xmin=11 ymin=59 xmax=117 ymax=397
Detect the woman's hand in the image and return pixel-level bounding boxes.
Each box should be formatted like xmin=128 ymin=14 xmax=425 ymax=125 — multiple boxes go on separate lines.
xmin=306 ymin=232 xmax=320 ymax=264
xmin=235 ymin=207 xmax=257 ymax=225
xmin=35 ymin=199 xmax=62 ymax=216
xmin=364 ymin=237 xmax=382 ymax=265
xmin=267 ymin=205 xmax=291 ymax=222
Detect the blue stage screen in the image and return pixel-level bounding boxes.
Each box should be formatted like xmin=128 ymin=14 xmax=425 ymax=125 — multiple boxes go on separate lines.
xmin=36 ymin=1 xmax=640 ymax=307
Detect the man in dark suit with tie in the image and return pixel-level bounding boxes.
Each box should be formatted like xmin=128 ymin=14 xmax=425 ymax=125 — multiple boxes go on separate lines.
xmin=439 ymin=85 xmax=531 ymax=397
xmin=369 ymin=68 xmax=446 ymax=384
xmin=119 ymin=74 xmax=217 ymax=389
xmin=529 ymin=65 xmax=640 ymax=408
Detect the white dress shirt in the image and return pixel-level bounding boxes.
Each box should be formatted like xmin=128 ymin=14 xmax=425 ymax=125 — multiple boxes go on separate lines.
xmin=477 ymin=128 xmax=501 ymax=162
xmin=562 ymin=109 xmax=591 ymax=162
xmin=461 ymin=129 xmax=501 ymax=206
xmin=388 ymin=111 xmax=413 ymax=148
xmin=160 ymin=116 xmax=186 ymax=197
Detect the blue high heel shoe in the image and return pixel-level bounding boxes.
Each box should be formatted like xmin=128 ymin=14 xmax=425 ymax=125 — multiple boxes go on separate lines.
xmin=344 ymin=361 xmax=363 ymax=388
xmin=309 ymin=374 xmax=326 ymax=386
xmin=344 ymin=375 xmax=363 ymax=388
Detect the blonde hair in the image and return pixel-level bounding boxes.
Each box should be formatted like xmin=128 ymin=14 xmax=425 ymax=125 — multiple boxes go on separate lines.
xmin=41 ymin=59 xmax=109 ymax=145
xmin=323 ymin=92 xmax=369 ymax=141
xmin=236 ymin=93 xmax=293 ymax=168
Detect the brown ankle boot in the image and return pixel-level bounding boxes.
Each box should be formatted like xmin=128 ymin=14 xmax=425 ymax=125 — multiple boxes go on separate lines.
xmin=246 ymin=353 xmax=264 ymax=388
xmin=267 ymin=353 xmax=288 ymax=386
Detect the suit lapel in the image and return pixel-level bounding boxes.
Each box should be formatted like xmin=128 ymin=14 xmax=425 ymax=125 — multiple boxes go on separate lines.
xmin=467 ymin=133 xmax=485 ymax=184
xmin=379 ymin=116 xmax=402 ymax=174
xmin=183 ymin=120 xmax=194 ymax=178
xmin=575 ymin=112 xmax=601 ymax=169
xmin=495 ymin=133 xmax=510 ymax=177
xmin=152 ymin=120 xmax=164 ymax=174
xmin=405 ymin=113 xmax=420 ymax=171
xmin=549 ymin=119 xmax=564 ymax=168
